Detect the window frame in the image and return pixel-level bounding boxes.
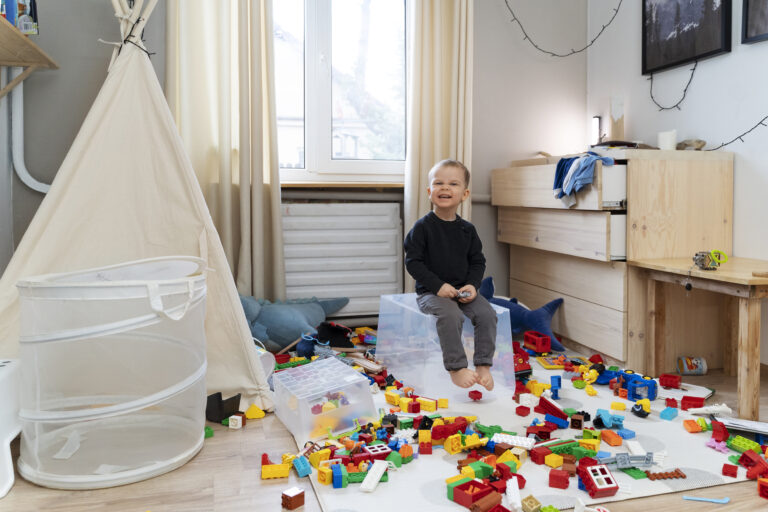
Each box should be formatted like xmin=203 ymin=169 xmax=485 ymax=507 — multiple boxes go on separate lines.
xmin=278 ymin=0 xmax=409 ymax=185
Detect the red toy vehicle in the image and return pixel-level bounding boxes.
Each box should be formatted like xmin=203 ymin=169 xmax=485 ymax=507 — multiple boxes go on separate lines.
xmin=512 ymin=342 xmax=532 ymax=380
xmin=523 ymin=331 xmax=551 ymax=354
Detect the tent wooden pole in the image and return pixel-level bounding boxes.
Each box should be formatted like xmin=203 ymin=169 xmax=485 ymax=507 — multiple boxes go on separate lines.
xmin=134 ymin=0 xmax=159 ymax=37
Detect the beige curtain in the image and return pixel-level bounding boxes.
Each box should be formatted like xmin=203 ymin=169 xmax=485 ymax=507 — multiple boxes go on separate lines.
xmin=404 ymin=0 xmax=473 ymax=291
xmin=165 ymin=0 xmax=285 ymax=300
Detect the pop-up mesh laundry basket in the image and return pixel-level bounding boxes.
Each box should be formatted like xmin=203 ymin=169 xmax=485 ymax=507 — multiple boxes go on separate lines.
xmin=15 ymin=257 xmax=207 ymax=489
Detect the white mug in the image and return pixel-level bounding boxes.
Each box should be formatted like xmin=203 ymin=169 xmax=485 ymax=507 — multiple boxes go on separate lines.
xmin=657 ymin=130 xmax=677 ymax=150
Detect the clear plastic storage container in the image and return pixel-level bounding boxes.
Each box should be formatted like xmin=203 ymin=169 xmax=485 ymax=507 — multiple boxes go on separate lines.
xmin=16 ymin=257 xmax=207 ymax=489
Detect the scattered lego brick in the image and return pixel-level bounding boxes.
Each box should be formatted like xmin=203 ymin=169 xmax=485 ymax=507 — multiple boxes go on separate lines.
xmin=469 ymin=390 xmax=483 ymax=401
xmin=516 ymin=405 xmax=530 ymax=417
xmin=722 ymin=463 xmax=739 ymax=478
xmin=620 ymin=467 xmax=649 ymax=479
xmin=759 ymin=478 xmax=768 ymax=500
xmin=549 ymin=468 xmax=570 ymax=489
xmin=660 ymin=407 xmax=678 ymax=421
xmin=281 ymin=487 xmax=304 ymax=510
xmin=544 ymin=453 xmax=564 ymax=469
xmin=683 ymin=419 xmax=702 ymax=433
xmin=521 ymin=494 xmax=542 ymax=512
xmin=645 ymin=468 xmax=686 ymax=480
xmin=610 ymin=401 xmax=626 ymax=411
xmin=601 ymin=430 xmax=622 ymax=447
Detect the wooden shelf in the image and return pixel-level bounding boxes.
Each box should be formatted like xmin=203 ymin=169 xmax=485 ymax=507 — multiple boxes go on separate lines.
xmin=0 ymin=15 xmax=57 ymax=68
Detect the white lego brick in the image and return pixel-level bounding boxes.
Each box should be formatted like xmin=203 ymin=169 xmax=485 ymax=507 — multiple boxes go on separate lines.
xmin=518 ymin=393 xmax=537 ymax=408
xmin=505 ymin=477 xmax=522 ymax=512
xmin=361 ymin=460 xmax=388 ymax=492
xmin=625 ymin=440 xmax=645 ymax=455
xmin=491 ymin=433 xmax=535 ymax=450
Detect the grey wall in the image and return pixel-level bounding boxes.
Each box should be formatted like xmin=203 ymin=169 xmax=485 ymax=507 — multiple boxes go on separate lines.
xmin=472 ymin=0 xmax=588 ymax=296
xmin=9 ymin=0 xmax=165 ymax=247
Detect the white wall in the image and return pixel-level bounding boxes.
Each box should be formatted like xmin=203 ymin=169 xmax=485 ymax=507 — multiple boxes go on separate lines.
xmin=587 ymin=0 xmax=768 ymax=363
xmin=3 ymin=0 xmax=165 ymax=264
xmin=473 ymin=0 xmax=588 ymax=296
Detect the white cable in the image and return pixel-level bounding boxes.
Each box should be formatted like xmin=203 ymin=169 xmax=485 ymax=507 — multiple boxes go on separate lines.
xmin=10 ymin=67 xmax=50 ymax=194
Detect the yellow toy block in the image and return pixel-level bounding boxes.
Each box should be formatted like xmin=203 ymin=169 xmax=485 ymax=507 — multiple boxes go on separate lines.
xmin=511 ymin=447 xmax=527 ymax=464
xmin=418 ymin=430 xmax=432 ymax=444
xmin=438 ymin=398 xmax=449 ymax=408
xmin=464 ymin=415 xmax=478 ymax=423
xmin=290 ymin=357 xmax=307 ymax=363
xmin=696 ymin=417 xmax=708 ymax=430
xmin=636 ymin=398 xmax=651 ymax=413
xmin=417 ymin=397 xmax=437 ymax=412
xmin=399 ymin=397 xmax=412 ymax=410
xmin=462 ymin=433 xmax=488 ymax=450
xmin=384 ymin=391 xmax=400 ymax=406
xmin=317 ymin=466 xmax=333 ymax=485
xmin=385 ymin=385 xmax=398 ymax=392
xmin=261 ymin=463 xmax=291 ymax=479
xmin=585 ymin=384 xmax=598 ymax=396
xmin=610 ymin=401 xmax=626 ymax=411
xmin=432 ymin=418 xmax=445 ymax=427
xmin=544 ymin=453 xmax=563 ymax=468
xmin=321 ymin=401 xmax=337 ymax=412
xmin=446 ymin=473 xmax=468 ymax=485
xmin=460 ymin=465 xmax=475 ymax=479
xmin=445 ymin=433 xmax=463 ymax=455
xmin=281 ymin=453 xmax=297 ymax=465
xmin=497 ymin=450 xmax=520 ymax=468
xmin=530 ymin=382 xmax=550 ymax=397
xmin=578 ymin=438 xmax=600 ymax=451
xmin=308 ymin=448 xmax=331 ymax=468
xmin=245 ymin=403 xmax=266 ymax=419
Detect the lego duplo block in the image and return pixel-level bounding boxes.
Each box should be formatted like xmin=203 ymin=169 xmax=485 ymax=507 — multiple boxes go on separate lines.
xmin=489 ymin=479 xmax=507 ymax=494
xmin=581 ymin=464 xmax=619 ymax=499
xmin=497 ymin=450 xmax=519 ymax=466
xmin=494 ymin=442 xmax=513 ymax=456
xmin=549 ymin=468 xmax=570 ymax=489
xmin=600 ymin=430 xmax=622 ymax=447
xmin=683 ymin=419 xmax=702 ymax=433
xmin=437 ymin=398 xmax=449 ymax=408
xmin=530 ymin=446 xmax=552 ymax=465
xmin=317 ymin=466 xmax=333 ymax=485
xmin=520 ymin=494 xmax=542 ymax=512
xmin=579 ymin=438 xmax=600 ymax=451
xmin=665 ymin=398 xmax=678 ymax=408
xmin=610 ymin=401 xmax=626 ymax=411
xmin=616 ymin=428 xmax=635 ymax=440
xmin=758 ymin=478 xmax=768 ymax=500
xmin=544 ymin=453 xmax=563 ymax=468
xmin=562 ymin=461 xmax=577 ymax=476
xmin=453 ymin=480 xmax=494 ymax=508
xmin=681 ymin=395 xmax=706 ymax=411
xmin=722 ymin=463 xmax=739 ymax=477
xmin=544 ymin=414 xmax=569 ymax=429
xmin=447 ymin=476 xmax=472 ymax=501
xmin=386 ymin=451 xmax=402 ymax=468
xmin=570 ymin=414 xmax=584 ymax=430
xmin=660 ymin=407 xmax=678 ymax=421
xmin=469 ymin=461 xmax=495 ymax=479
xmin=292 ymin=456 xmax=312 ymax=478
xmin=418 ymin=429 xmax=432 ymax=444
xmin=469 ymin=491 xmax=503 ymax=512
xmin=445 ymin=433 xmax=463 ymax=455
xmin=516 ymin=405 xmax=531 ymax=417
xmin=582 ymin=428 xmax=601 ymax=440
xmin=711 ymin=420 xmax=729 ymax=442
xmin=571 ymin=446 xmax=597 ymax=460
xmin=499 ymin=459 xmax=518 ymax=475
xmin=397 ymin=396 xmax=411 ymax=409
xmin=407 ymin=400 xmax=421 ymax=414
xmin=419 ymin=442 xmax=432 ymax=454
xmin=261 ymin=463 xmax=291 ymax=479
xmin=728 ymin=435 xmax=762 ymax=454
xmin=281 ymin=487 xmax=305 ymax=510
xmin=511 ymin=447 xmax=527 ymax=464
xmin=618 ymin=388 xmax=628 ymax=399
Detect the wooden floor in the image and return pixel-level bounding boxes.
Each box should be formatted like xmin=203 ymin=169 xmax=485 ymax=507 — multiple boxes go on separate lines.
xmin=3 ymin=367 xmax=768 ymax=511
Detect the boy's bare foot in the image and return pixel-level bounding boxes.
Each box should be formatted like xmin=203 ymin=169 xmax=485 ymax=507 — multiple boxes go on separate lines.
xmin=449 ymin=368 xmax=477 ymax=388
xmin=476 ymin=366 xmax=494 ymax=391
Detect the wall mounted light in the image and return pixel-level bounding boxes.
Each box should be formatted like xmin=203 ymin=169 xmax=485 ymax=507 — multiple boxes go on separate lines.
xmin=591 ymin=116 xmax=602 ymax=146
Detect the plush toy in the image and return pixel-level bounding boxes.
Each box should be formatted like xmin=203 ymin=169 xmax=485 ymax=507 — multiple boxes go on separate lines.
xmin=478 ymin=277 xmax=565 ymax=351
xmin=239 ymin=295 xmax=349 ymax=352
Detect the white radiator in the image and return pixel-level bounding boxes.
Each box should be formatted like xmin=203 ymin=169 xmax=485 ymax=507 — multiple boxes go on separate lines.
xmin=282 ymin=202 xmax=403 ymax=317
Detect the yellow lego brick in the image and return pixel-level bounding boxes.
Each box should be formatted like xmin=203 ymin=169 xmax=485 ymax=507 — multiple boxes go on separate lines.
xmin=445 ymin=433 xmax=463 ymax=455
xmin=446 ymin=473 xmax=468 ymax=485
xmin=432 ymin=418 xmax=445 ymax=427
xmin=308 ymin=448 xmax=331 ymax=468
xmin=385 ymin=386 xmax=398 ymax=392
xmin=635 ymin=398 xmax=651 ymax=413
xmin=460 ymin=465 xmax=475 ymax=479
xmin=497 ymin=450 xmax=520 ymax=467
xmin=530 ymin=382 xmax=549 ymax=397
xmin=311 ymin=355 xmax=319 ymax=361
xmin=438 ymin=398 xmax=449 ymax=408
xmin=417 ymin=397 xmax=437 ymax=412
xmin=321 ymin=401 xmax=337 ymax=412
xmin=261 ymin=463 xmax=291 ymax=479
xmin=317 ymin=466 xmax=333 ymax=485
xmin=399 ymin=397 xmax=412 ymax=409
xmin=245 ymin=403 xmax=266 ymax=419
xmin=464 ymin=415 xmax=478 ymax=423
xmin=610 ymin=401 xmax=626 ymax=411
xmin=462 ymin=433 xmax=488 ymax=450
xmin=511 ymin=447 xmax=527 ymax=464
xmin=281 ymin=453 xmax=297 ymax=465
xmin=578 ymin=438 xmax=600 ymax=451
xmin=418 ymin=430 xmax=432 ymax=444
xmin=544 ymin=453 xmax=563 ymax=468
xmin=585 ymin=384 xmax=597 ymax=396
xmin=384 ymin=391 xmax=401 ymax=406
xmin=696 ymin=417 xmax=708 ymax=430
xmin=525 ymin=379 xmax=538 ymax=392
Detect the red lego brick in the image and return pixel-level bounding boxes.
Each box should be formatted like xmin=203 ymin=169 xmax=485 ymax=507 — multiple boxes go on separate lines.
xmin=680 ymin=395 xmax=705 ymax=411
xmin=452 ymin=480 xmax=493 ymax=508
xmin=722 ymin=463 xmax=738 ymax=478
xmin=579 ymin=456 xmax=598 ymax=468
xmin=274 ymin=353 xmax=291 ymax=364
xmin=487 ymin=506 xmax=512 ymax=512
xmin=358 ymin=433 xmax=373 ymax=444
xmin=419 ymin=442 xmax=432 ymax=455
xmin=739 ymin=449 xmax=762 ymax=468
xmin=490 ymin=479 xmax=507 ymax=494
xmin=665 ymin=398 xmax=678 ymax=408
xmin=711 ymin=420 xmax=729 ymax=443
xmin=524 ymin=330 xmax=551 ymax=353
xmin=659 ymin=373 xmax=682 ymax=389
xmin=515 ymin=405 xmax=530 ymax=417
xmin=588 ymin=354 xmax=604 ymax=364
xmin=407 ymin=400 xmax=421 ymax=413
xmin=759 ymin=478 xmax=768 ymax=499
xmin=747 ymin=463 xmax=768 ymax=480
xmin=549 ymin=468 xmax=570 ymax=489
xmin=412 ymin=415 xmax=423 ymax=429
xmin=526 ymin=425 xmax=552 ymax=440
xmin=496 ymin=461 xmax=515 ymax=480
xmin=530 ymin=446 xmax=552 ymax=465
xmin=534 ymin=397 xmax=567 ymax=420
xmin=352 ymin=452 xmax=372 ymax=465
xmin=469 ymin=390 xmax=483 ymax=401
xmin=509 ymin=473 xmax=526 ymax=489
xmin=261 ymin=453 xmax=274 ymax=465
xmin=580 ymin=464 xmax=619 ymax=499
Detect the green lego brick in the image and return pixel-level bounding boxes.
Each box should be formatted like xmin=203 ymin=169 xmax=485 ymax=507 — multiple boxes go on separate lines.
xmin=549 ymin=440 xmax=579 ymax=454
xmin=221 ymin=418 xmax=229 ymax=426
xmin=728 ymin=454 xmax=741 ymax=465
xmin=335 ymin=449 xmax=350 ymax=456
xmin=727 ymin=435 xmax=761 ymax=454
xmin=468 ymin=461 xmax=494 ymax=479
xmin=571 ymin=446 xmax=597 ymax=460
xmin=369 ymin=440 xmax=385 ymax=446
xmin=573 ymin=380 xmax=586 ymax=389
xmin=204 ymin=426 xmax=214 ymax=438
xmin=380 ymin=472 xmax=389 ymax=482
xmin=398 ymin=418 xmax=413 ymax=429
xmin=447 ymin=477 xmax=472 ymax=501
xmin=348 ymin=472 xmax=367 ymax=483
xmin=501 ymin=430 xmax=518 ymax=436
xmin=340 ymin=464 xmax=349 ymax=487
xmin=500 ymin=460 xmax=517 ymax=473
xmin=402 ymin=454 xmax=413 ymax=464
xmin=386 ymin=451 xmax=403 ymax=468
xmin=541 ymin=506 xmax=559 ymax=512
xmin=621 ymin=467 xmax=649 ymax=479
xmin=428 ymin=413 xmax=442 ymax=419
xmin=475 ymin=422 xmax=503 ymax=437
xmin=563 ymin=408 xmax=578 ymax=417
xmin=608 ymin=365 xmax=619 ymax=371
xmin=582 ymin=429 xmax=601 ymax=440
xmin=695 ymin=417 xmax=709 ymax=431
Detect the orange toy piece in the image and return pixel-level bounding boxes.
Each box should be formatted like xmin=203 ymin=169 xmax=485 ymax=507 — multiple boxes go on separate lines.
xmin=600 ymin=430 xmax=622 ymax=447
xmin=683 ymin=419 xmax=702 ymax=433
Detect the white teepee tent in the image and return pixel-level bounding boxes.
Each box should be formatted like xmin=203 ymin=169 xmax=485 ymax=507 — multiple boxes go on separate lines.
xmin=0 ymin=0 xmax=273 ymax=410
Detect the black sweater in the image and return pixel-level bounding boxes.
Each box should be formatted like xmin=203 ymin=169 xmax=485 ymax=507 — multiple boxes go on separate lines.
xmin=403 ymin=212 xmax=486 ymax=295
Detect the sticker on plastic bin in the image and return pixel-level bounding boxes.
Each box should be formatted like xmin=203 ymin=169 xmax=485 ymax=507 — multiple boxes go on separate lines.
xmin=345 ymin=375 xmax=359 ymax=382
xmin=53 ymin=430 xmax=83 ymax=460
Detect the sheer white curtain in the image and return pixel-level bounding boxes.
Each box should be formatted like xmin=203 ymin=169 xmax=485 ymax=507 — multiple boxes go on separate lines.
xmin=165 ymin=0 xmax=285 ymax=300
xmin=404 ymin=0 xmax=474 ymax=291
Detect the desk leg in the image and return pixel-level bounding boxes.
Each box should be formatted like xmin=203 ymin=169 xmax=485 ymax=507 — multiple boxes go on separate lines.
xmin=737 ymin=297 xmax=761 ymax=421
xmin=647 ymin=279 xmax=666 ymax=375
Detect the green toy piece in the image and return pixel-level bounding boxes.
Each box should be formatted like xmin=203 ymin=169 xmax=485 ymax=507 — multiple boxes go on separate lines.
xmin=326 ymin=419 xmax=361 ymax=440
xmin=447 ymin=477 xmax=472 ymax=500
xmin=204 ymin=426 xmax=214 ymax=438
xmin=386 ymin=451 xmax=403 ymax=468
xmin=573 ymin=380 xmax=586 ymax=389
xmin=727 ymin=435 xmax=761 ymax=454
xmin=621 ymin=467 xmax=649 ymax=479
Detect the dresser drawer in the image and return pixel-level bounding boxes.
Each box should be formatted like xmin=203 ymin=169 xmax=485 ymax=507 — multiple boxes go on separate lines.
xmin=498 ymin=207 xmax=626 ymax=262
xmin=491 ymin=161 xmax=626 ymax=210
xmin=509 ymin=278 xmax=626 ymax=360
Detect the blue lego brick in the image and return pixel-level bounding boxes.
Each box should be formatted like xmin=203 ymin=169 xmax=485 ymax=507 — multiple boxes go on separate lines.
xmin=577 ymin=476 xmax=586 ymax=491
xmin=617 ymin=428 xmax=635 ymax=440
xmin=545 ymin=414 xmax=569 ymax=429
xmin=550 ymin=376 xmax=562 ymax=389
xmin=627 ymin=378 xmax=658 ymax=401
xmin=660 ymin=407 xmax=678 ymax=421
xmin=293 ymin=456 xmax=312 ymax=478
xmin=596 ymin=450 xmax=611 ymax=459
xmin=332 ymin=464 xmax=343 ymax=488
xmin=551 ymin=388 xmax=560 ymax=400
xmin=485 ymin=440 xmax=496 ymax=453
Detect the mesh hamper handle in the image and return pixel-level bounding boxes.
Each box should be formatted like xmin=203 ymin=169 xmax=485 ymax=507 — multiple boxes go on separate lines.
xmin=147 ymin=281 xmax=195 ymax=321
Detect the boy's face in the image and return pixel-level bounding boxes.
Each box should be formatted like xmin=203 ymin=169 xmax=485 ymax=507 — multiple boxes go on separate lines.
xmin=427 ymin=165 xmax=470 ymax=212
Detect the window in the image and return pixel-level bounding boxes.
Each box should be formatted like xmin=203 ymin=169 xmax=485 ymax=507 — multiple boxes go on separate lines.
xmin=273 ymin=0 xmax=407 ymax=184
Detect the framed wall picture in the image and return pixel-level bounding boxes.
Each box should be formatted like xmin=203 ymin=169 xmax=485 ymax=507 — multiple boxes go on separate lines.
xmin=642 ymin=0 xmax=732 ymax=75
xmin=743 ymin=0 xmax=768 ymax=43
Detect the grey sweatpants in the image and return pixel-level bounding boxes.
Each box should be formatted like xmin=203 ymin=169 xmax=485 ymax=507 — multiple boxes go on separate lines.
xmin=416 ymin=293 xmax=497 ymax=371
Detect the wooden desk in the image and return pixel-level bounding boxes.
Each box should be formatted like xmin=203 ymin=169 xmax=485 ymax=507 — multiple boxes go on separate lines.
xmin=630 ymin=257 xmax=768 ymax=420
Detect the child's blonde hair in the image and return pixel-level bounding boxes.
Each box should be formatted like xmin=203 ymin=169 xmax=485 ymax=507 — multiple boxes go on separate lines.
xmin=428 ymin=159 xmax=470 ymax=187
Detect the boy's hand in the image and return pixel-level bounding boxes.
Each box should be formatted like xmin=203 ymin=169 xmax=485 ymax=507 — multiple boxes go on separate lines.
xmin=437 ymin=283 xmax=458 ymax=298
xmin=457 ymin=285 xmax=476 ymax=303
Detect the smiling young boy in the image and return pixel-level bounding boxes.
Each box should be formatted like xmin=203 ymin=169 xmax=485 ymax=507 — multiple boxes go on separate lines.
xmin=403 ymin=159 xmax=497 ymax=390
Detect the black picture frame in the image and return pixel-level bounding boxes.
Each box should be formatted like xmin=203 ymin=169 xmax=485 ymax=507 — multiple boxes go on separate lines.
xmin=742 ymin=0 xmax=768 ymax=43
xmin=642 ymin=0 xmax=732 ymax=75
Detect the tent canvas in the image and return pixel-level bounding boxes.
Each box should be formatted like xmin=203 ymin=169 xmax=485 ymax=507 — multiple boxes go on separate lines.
xmin=0 ymin=9 xmax=272 ymax=410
